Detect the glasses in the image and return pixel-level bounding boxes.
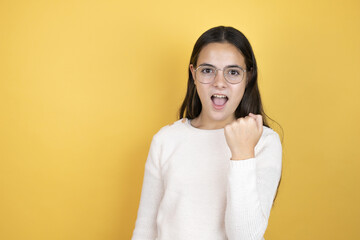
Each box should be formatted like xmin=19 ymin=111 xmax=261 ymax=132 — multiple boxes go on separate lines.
xmin=194 ymin=64 xmax=246 ymax=84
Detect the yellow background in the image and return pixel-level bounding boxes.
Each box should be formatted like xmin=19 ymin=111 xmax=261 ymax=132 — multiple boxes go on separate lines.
xmin=1 ymin=0 xmax=359 ymax=239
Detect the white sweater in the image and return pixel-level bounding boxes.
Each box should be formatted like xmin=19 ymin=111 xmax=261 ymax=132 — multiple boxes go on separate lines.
xmin=131 ymin=118 xmax=282 ymax=240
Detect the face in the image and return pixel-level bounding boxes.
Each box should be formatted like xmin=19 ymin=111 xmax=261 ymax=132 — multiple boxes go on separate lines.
xmin=190 ymin=42 xmax=247 ymax=127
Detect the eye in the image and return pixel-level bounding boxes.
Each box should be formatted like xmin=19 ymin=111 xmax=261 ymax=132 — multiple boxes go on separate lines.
xmin=227 ymin=68 xmax=240 ymax=76
xmin=200 ymin=67 xmax=215 ymax=74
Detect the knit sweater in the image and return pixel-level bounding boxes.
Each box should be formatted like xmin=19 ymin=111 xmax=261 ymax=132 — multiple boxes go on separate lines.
xmin=131 ymin=118 xmax=282 ymax=240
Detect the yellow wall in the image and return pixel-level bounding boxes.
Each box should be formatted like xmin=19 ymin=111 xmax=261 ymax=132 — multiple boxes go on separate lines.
xmin=1 ymin=0 xmax=359 ymax=239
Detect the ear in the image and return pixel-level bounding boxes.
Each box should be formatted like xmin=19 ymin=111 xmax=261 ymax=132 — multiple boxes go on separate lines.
xmin=189 ymin=64 xmax=196 ymax=85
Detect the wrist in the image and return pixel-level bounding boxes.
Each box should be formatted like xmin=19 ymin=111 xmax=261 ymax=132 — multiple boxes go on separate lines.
xmin=231 ymin=150 xmax=255 ymax=161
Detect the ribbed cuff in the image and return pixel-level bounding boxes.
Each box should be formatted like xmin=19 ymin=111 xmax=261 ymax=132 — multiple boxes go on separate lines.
xmin=229 ymin=157 xmax=256 ymax=169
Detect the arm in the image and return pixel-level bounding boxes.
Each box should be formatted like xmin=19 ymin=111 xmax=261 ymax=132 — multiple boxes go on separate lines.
xmin=225 ymin=132 xmax=282 ymax=240
xmin=131 ymin=136 xmax=164 ymax=240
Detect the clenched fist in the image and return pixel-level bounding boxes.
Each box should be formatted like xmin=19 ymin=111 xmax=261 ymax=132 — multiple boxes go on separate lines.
xmin=224 ymin=113 xmax=263 ymax=160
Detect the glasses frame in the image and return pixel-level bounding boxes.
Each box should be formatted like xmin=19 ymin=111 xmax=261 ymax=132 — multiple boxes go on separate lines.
xmin=194 ymin=65 xmax=247 ymax=85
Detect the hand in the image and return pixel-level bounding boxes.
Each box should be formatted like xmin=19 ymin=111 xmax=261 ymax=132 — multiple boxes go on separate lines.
xmin=224 ymin=113 xmax=263 ymax=160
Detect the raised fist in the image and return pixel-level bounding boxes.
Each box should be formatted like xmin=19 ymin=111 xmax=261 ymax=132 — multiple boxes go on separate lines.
xmin=224 ymin=113 xmax=263 ymax=160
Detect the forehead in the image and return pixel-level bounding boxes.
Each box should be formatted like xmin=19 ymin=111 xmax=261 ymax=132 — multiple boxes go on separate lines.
xmin=197 ymin=42 xmax=246 ymax=67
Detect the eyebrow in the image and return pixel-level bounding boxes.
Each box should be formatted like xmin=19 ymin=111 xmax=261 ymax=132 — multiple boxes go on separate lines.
xmin=198 ymin=63 xmax=244 ymax=69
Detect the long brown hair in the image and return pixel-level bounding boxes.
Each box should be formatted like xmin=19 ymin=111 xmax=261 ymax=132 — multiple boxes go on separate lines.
xmin=179 ymin=26 xmax=283 ymax=205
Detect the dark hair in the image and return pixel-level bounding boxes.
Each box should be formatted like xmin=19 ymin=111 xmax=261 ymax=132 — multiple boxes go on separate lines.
xmin=178 ymin=26 xmax=283 ymax=205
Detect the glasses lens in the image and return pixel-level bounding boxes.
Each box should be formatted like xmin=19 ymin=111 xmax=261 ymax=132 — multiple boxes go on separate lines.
xmin=196 ymin=66 xmax=216 ymax=83
xmin=224 ymin=67 xmax=244 ymax=83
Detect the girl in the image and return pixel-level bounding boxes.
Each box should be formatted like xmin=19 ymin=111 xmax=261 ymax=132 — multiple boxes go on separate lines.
xmin=131 ymin=26 xmax=282 ymax=240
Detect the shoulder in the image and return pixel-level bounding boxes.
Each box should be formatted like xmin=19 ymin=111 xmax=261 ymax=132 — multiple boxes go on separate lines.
xmin=152 ymin=118 xmax=188 ymax=143
xmin=256 ymin=126 xmax=283 ymax=169
xmin=147 ymin=119 xmax=188 ymax=160
xmin=257 ymin=125 xmax=282 ymax=150
xmin=262 ymin=125 xmax=280 ymax=140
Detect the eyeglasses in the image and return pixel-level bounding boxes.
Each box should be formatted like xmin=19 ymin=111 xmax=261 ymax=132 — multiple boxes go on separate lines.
xmin=194 ymin=64 xmax=246 ymax=84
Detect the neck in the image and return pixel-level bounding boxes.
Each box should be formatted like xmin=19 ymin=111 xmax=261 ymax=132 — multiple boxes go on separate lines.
xmin=191 ymin=113 xmax=235 ymax=130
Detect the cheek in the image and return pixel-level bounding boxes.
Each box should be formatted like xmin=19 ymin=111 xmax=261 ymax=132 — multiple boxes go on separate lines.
xmin=195 ymin=85 xmax=209 ymax=104
xmin=231 ymin=85 xmax=246 ymax=105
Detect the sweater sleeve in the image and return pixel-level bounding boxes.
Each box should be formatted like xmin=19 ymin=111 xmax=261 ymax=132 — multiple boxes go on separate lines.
xmin=225 ymin=131 xmax=282 ymax=240
xmin=132 ymin=135 xmax=164 ymax=240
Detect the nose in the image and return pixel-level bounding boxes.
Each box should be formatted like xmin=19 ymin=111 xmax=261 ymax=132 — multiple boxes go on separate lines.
xmin=212 ymin=69 xmax=227 ymax=88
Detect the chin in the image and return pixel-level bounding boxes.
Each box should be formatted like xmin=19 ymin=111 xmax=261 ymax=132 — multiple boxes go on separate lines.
xmin=208 ymin=111 xmax=233 ymax=123
xmin=202 ymin=101 xmax=236 ymax=123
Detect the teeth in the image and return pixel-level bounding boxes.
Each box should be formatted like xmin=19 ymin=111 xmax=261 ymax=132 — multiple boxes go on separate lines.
xmin=212 ymin=94 xmax=227 ymax=98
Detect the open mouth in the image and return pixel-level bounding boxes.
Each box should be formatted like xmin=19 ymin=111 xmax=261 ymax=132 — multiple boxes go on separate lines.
xmin=211 ymin=94 xmax=228 ymax=108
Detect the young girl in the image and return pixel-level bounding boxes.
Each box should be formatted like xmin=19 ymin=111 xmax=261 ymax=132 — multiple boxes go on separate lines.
xmin=131 ymin=26 xmax=282 ymax=240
